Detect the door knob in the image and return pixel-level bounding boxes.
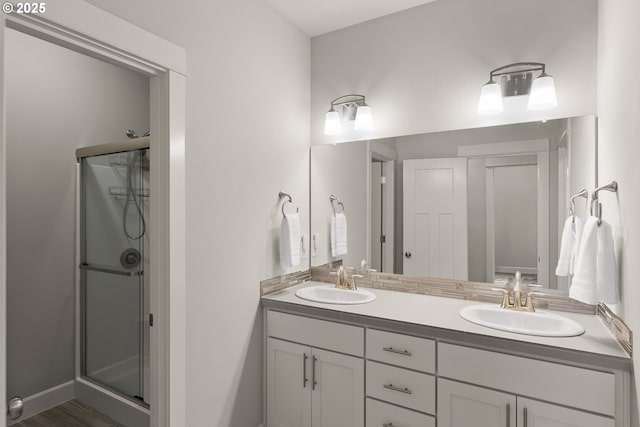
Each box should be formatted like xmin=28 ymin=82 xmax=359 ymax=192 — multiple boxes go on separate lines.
xmin=405 ymin=251 xmax=412 ymax=258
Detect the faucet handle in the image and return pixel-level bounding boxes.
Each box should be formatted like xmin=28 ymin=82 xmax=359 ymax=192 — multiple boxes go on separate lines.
xmin=491 ymin=288 xmax=512 ymax=309
xmin=525 ymin=291 xmax=545 ymax=312
xmin=350 ymin=274 xmax=364 ymax=290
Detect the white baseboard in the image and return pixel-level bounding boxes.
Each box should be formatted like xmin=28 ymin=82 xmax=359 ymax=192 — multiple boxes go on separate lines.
xmin=75 ymin=377 xmax=149 ymax=427
xmin=7 ymin=380 xmax=75 ymax=425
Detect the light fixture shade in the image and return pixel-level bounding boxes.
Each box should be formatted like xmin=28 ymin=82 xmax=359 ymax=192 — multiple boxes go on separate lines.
xmin=353 ymin=105 xmax=373 ymax=131
xmin=477 ymin=82 xmax=504 ymax=114
xmin=323 ymin=110 xmax=342 ymax=135
xmin=527 ymin=74 xmax=557 ymax=110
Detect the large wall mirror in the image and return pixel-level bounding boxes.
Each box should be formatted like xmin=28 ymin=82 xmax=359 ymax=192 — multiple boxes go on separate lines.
xmin=310 ymin=116 xmax=596 ymax=294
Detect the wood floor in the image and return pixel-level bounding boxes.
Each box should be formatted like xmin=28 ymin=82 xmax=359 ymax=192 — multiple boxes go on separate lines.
xmin=13 ymin=400 xmax=128 ymax=427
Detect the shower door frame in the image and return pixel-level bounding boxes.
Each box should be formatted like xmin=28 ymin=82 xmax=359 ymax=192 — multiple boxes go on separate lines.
xmin=0 ymin=3 xmax=187 ymax=427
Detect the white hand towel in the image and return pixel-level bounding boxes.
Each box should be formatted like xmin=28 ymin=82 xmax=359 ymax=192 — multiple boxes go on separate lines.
xmin=280 ymin=213 xmax=300 ymax=270
xmin=570 ymin=216 xmax=599 ymax=304
xmin=596 ymin=220 xmax=618 ymax=304
xmin=555 ymin=216 xmax=583 ymax=276
xmin=330 ymin=213 xmax=348 ymax=257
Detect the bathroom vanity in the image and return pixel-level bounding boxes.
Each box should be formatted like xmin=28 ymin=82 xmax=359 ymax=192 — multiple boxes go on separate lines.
xmin=262 ymin=283 xmax=630 ymax=427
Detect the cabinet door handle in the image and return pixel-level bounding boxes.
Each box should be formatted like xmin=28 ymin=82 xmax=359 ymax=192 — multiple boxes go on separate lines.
xmin=383 ymin=346 xmax=412 ymax=356
xmin=303 ymin=353 xmax=308 ymax=388
xmin=523 ymin=407 xmax=528 ymax=427
xmin=312 ymin=356 xmax=318 ymax=390
xmin=506 ymin=403 xmax=511 ymax=427
xmin=383 ymin=423 xmax=395 ymax=427
xmin=383 ymin=383 xmax=412 ymax=394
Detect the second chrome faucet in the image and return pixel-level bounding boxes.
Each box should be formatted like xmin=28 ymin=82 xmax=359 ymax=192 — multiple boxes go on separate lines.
xmin=492 ymin=271 xmax=545 ymax=312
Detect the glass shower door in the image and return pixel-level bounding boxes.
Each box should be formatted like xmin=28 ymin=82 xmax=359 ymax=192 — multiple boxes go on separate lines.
xmin=80 ymin=148 xmax=148 ymax=404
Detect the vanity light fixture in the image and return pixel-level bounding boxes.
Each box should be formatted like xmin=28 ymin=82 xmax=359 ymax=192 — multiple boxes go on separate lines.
xmin=324 ymin=94 xmax=373 ymax=135
xmin=477 ymin=62 xmax=557 ymax=115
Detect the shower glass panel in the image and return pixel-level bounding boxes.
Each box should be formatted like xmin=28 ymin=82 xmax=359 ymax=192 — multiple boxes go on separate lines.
xmin=80 ymin=148 xmax=148 ymax=404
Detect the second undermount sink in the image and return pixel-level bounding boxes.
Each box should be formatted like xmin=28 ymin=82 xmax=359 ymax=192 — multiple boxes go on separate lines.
xmin=459 ymin=304 xmax=584 ymax=337
xmin=295 ymin=284 xmax=376 ymax=305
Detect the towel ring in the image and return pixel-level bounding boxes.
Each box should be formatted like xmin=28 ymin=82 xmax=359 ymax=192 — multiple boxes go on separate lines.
xmin=590 ymin=181 xmax=618 ymax=226
xmin=569 ymin=189 xmax=588 ymax=222
xmin=329 ymin=195 xmax=345 ymax=216
xmin=279 ymin=191 xmax=298 ymax=217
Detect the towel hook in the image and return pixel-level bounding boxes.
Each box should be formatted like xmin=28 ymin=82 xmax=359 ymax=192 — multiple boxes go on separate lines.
xmin=569 ymin=189 xmax=588 ymax=222
xmin=329 ymin=194 xmax=345 ymax=216
xmin=279 ymin=191 xmax=298 ymax=217
xmin=591 ymin=181 xmax=618 ymax=225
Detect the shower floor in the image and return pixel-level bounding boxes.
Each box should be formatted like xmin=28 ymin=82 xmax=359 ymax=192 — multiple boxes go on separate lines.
xmin=12 ymin=399 xmax=127 ymax=427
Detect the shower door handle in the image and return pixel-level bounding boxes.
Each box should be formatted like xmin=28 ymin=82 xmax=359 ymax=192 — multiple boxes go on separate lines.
xmin=79 ymin=263 xmax=142 ymax=276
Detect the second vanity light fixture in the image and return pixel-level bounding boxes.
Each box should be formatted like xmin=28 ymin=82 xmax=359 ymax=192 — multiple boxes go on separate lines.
xmin=324 ymin=94 xmax=373 ymax=135
xmin=477 ymin=62 xmax=557 ymax=115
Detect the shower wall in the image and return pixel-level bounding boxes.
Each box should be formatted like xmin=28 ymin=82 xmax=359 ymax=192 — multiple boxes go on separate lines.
xmin=6 ymin=28 xmax=149 ymax=400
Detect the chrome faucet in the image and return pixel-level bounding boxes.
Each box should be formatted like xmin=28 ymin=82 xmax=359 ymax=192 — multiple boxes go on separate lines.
xmin=492 ymin=271 xmax=544 ymax=312
xmin=331 ymin=265 xmax=363 ymax=290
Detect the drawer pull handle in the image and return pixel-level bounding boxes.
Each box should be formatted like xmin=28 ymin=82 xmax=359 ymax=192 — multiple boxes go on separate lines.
xmin=383 ymin=346 xmax=412 ymax=356
xmin=303 ymin=353 xmax=308 ymax=388
xmin=383 ymin=423 xmax=395 ymax=427
xmin=383 ymin=383 xmax=412 ymax=394
xmin=312 ymin=356 xmax=318 ymax=390
xmin=523 ymin=407 xmax=528 ymax=427
xmin=506 ymin=403 xmax=511 ymax=427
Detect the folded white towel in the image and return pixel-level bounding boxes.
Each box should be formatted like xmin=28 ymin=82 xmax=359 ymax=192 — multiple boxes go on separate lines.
xmin=280 ymin=213 xmax=300 ymax=270
xmin=570 ymin=217 xmax=598 ymax=304
xmin=330 ymin=213 xmax=348 ymax=257
xmin=596 ymin=220 xmax=618 ymax=304
xmin=555 ymin=216 xmax=583 ymax=276
xmin=570 ymin=216 xmax=618 ymax=304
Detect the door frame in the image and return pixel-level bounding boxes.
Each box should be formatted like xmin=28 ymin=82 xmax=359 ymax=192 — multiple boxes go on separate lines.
xmin=458 ymin=139 xmax=550 ymax=287
xmin=367 ymin=142 xmax=395 ymax=273
xmin=0 ymin=3 xmax=187 ymax=426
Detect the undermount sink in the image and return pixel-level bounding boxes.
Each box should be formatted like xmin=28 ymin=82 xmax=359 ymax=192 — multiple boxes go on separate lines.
xmin=295 ymin=284 xmax=376 ymax=305
xmin=459 ymin=304 xmax=584 ymax=337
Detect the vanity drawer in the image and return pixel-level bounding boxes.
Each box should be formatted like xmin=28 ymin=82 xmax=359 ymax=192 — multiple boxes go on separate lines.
xmin=366 ymin=329 xmax=435 ymax=373
xmin=366 ymin=398 xmax=435 ymax=427
xmin=267 ymin=310 xmax=364 ymax=356
xmin=366 ymin=361 xmax=435 ymax=414
xmin=438 ymin=343 xmax=616 ymax=416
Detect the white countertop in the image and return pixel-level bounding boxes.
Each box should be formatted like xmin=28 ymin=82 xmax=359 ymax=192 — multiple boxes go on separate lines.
xmin=262 ymin=281 xmax=630 ymax=365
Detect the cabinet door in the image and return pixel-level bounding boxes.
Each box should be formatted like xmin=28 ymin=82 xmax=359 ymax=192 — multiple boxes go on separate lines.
xmin=438 ymin=379 xmax=516 ymax=427
xmin=266 ymin=338 xmax=312 ymax=427
xmin=311 ymin=348 xmax=364 ymax=427
xmin=517 ymin=398 xmax=615 ymax=427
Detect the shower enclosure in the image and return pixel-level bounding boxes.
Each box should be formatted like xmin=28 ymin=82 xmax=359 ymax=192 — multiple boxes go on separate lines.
xmin=76 ymin=138 xmax=150 ymax=410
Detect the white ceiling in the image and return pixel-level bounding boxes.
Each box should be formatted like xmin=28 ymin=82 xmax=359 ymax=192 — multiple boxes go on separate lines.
xmin=265 ymin=0 xmax=438 ymax=37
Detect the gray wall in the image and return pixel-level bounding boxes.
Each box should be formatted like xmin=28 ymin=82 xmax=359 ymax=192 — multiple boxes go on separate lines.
xmin=568 ymin=115 xmax=597 ymax=220
xmin=311 ymin=142 xmax=368 ymax=268
xmin=6 ymin=29 xmax=149 ymax=398
xmin=82 ymin=0 xmax=311 ymax=425
xmin=493 ymin=165 xmax=538 ymax=272
xmin=597 ymin=0 xmax=640 ymax=422
xmin=311 ymin=0 xmax=597 ymax=145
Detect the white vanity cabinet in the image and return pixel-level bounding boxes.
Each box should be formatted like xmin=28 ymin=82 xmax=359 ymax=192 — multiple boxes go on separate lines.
xmin=266 ymin=311 xmax=365 ymax=427
xmin=437 ymin=343 xmax=619 ymax=427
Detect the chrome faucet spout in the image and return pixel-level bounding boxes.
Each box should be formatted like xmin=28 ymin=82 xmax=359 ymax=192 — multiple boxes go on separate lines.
xmin=331 ymin=265 xmax=359 ymax=290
